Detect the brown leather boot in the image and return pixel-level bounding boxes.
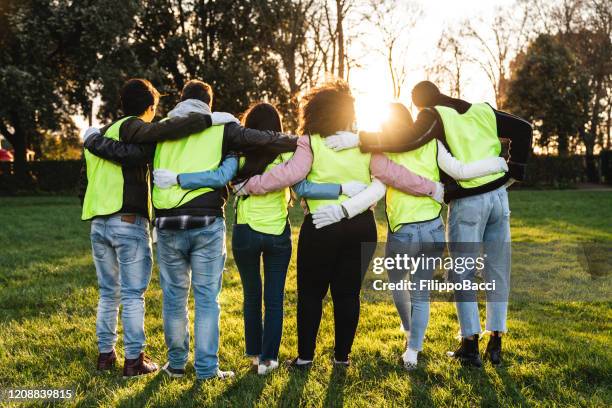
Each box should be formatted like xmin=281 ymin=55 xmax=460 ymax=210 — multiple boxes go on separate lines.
xmin=97 ymin=350 xmax=117 ymax=371
xmin=123 ymin=353 xmax=159 ymax=379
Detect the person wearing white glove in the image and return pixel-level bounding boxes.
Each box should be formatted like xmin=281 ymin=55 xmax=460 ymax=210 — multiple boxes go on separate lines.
xmin=153 ymin=169 xmax=179 ymax=189
xmin=311 ymin=179 xmax=387 ymax=229
xmin=436 ymin=140 xmax=508 ymax=180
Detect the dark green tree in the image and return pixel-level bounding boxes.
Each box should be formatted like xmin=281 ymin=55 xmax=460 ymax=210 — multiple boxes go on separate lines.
xmin=97 ymin=0 xmax=290 ymax=122
xmin=506 ymin=34 xmax=590 ymax=157
xmin=0 ymin=0 xmax=139 ymax=179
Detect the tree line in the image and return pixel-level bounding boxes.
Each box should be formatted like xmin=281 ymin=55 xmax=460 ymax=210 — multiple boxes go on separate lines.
xmin=0 ymin=0 xmax=610 ymax=182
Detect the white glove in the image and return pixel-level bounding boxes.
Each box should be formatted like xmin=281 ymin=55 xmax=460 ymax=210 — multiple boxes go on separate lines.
xmin=83 ymin=127 xmax=100 ymax=143
xmin=233 ymin=180 xmax=249 ymax=196
xmin=153 ymin=169 xmax=179 ymax=189
xmin=433 ymin=182 xmax=444 ymax=204
xmin=341 ymin=181 xmax=368 ymax=197
xmin=212 ymin=112 xmax=240 ymax=125
xmin=324 ymin=131 xmax=360 ymax=151
xmin=341 ymin=178 xmax=386 ymax=218
xmin=312 ymin=204 xmax=346 ymax=229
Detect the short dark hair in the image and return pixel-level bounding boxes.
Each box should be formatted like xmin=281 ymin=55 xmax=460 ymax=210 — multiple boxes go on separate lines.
xmin=120 ymin=79 xmax=160 ymax=116
xmin=242 ymin=102 xmax=283 ymax=132
xmin=411 ymin=80 xmax=441 ymax=108
xmin=180 ymin=80 xmax=213 ymax=106
xmin=299 ymin=80 xmax=355 ymax=136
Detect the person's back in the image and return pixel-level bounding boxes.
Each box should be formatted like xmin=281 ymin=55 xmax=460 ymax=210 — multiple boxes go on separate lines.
xmin=153 ymin=80 xmax=234 ymax=381
xmin=434 ymin=102 xmax=505 ymax=188
xmin=410 ymin=81 xmax=521 ymax=367
xmin=305 ymin=133 xmax=371 ymax=214
xmin=81 ymin=78 xmax=162 ymax=378
xmin=153 ymin=122 xmax=225 ymax=214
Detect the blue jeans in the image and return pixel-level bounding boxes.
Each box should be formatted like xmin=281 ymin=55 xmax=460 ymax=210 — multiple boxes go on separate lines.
xmin=156 ymin=218 xmax=227 ymax=379
xmin=90 ymin=214 xmax=152 ymax=359
xmin=386 ymin=217 xmax=445 ymax=351
xmin=232 ymin=223 xmax=292 ymax=361
xmin=447 ymin=186 xmax=511 ymax=337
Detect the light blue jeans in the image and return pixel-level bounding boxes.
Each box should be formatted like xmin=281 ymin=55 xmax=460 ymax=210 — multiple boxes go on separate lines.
xmin=447 ymin=186 xmax=511 ymax=337
xmin=156 ymin=218 xmax=227 ymax=379
xmin=386 ymin=217 xmax=445 ymax=351
xmin=90 ymin=214 xmax=152 ymax=359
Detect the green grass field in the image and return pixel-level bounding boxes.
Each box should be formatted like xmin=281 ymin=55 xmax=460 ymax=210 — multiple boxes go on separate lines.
xmin=0 ymin=191 xmax=611 ymax=407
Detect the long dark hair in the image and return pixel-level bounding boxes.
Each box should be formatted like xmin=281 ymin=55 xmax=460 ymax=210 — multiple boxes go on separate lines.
xmin=234 ymin=102 xmax=283 ymax=182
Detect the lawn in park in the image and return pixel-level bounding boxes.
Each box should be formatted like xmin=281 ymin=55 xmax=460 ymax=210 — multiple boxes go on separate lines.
xmin=0 ymin=191 xmax=610 ymax=407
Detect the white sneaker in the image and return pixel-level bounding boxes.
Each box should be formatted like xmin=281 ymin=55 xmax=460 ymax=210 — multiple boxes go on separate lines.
xmin=199 ymin=369 xmax=235 ymax=381
xmin=402 ymin=347 xmax=419 ymax=371
xmin=216 ymin=369 xmax=235 ymax=380
xmin=257 ymin=360 xmax=279 ymax=375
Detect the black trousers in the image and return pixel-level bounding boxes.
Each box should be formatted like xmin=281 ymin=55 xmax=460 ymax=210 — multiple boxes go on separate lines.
xmin=296 ymin=210 xmax=378 ymax=361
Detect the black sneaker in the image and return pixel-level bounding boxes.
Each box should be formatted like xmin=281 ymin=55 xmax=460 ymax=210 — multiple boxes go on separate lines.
xmin=485 ymin=333 xmax=502 ymax=365
xmin=447 ymin=336 xmax=482 ymax=368
xmin=285 ymin=357 xmax=312 ymax=371
xmin=162 ymin=362 xmax=186 ymax=378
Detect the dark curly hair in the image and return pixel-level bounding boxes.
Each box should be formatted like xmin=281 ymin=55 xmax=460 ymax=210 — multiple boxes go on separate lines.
xmin=298 ymin=80 xmax=355 ymax=137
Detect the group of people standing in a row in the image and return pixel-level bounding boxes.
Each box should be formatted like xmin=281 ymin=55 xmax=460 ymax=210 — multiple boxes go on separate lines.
xmin=79 ymin=77 xmax=532 ymax=381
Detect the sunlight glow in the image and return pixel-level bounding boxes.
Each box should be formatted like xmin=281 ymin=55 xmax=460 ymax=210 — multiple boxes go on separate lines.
xmin=352 ymin=65 xmax=395 ymax=132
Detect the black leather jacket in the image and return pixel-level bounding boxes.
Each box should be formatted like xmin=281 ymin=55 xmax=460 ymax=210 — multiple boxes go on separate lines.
xmin=78 ymin=113 xmax=211 ymax=219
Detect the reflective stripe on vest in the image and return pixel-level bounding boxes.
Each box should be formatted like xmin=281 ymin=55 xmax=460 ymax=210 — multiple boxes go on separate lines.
xmin=385 ymin=139 xmax=441 ymax=232
xmin=435 ymin=103 xmax=504 ymax=188
xmin=81 ymin=117 xmax=132 ymax=220
xmin=153 ymin=124 xmax=224 ymax=210
xmin=236 ymin=152 xmax=292 ymax=235
xmin=305 ymin=134 xmax=371 ymax=214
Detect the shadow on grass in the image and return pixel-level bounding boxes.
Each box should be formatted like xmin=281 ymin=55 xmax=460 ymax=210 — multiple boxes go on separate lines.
xmin=323 ymin=365 xmax=348 ymax=407
xmin=208 ymin=370 xmax=271 ymax=407
xmin=494 ymin=365 xmax=531 ymax=407
xmin=115 ymin=373 xmax=167 ymax=408
xmin=277 ymin=368 xmax=311 ymax=406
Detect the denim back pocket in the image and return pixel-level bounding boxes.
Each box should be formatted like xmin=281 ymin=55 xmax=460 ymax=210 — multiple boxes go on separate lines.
xmin=429 ymin=222 xmax=446 ymax=252
xmin=91 ymin=235 xmax=108 ymax=261
xmin=192 ymin=222 xmax=226 ymax=261
xmin=114 ymin=235 xmax=142 ymax=264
